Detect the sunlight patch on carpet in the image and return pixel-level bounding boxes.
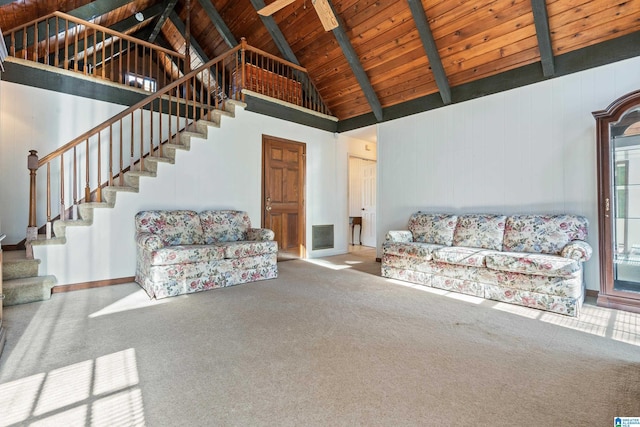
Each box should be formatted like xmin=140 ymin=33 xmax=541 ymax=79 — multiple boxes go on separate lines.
xmin=89 ymin=289 xmax=172 ymax=318
xmin=0 ymin=349 xmax=145 ymax=427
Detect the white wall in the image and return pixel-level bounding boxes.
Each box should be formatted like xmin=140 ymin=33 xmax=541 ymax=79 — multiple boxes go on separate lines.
xmin=0 ymin=81 xmax=127 ymax=243
xmin=0 ymin=85 xmax=358 ymax=284
xmin=377 ymin=56 xmax=640 ymax=292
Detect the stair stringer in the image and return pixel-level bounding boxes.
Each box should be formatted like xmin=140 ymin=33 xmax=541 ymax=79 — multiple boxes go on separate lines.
xmin=30 ymin=101 xmax=249 ymax=286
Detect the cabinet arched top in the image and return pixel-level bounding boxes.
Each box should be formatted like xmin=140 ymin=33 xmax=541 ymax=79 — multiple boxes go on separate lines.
xmin=593 ymin=89 xmax=640 ymax=120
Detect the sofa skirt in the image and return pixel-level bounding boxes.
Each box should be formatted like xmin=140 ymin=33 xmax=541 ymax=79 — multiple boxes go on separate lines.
xmin=382 ymin=255 xmax=584 ymax=317
xmin=136 ymin=253 xmax=278 ymax=299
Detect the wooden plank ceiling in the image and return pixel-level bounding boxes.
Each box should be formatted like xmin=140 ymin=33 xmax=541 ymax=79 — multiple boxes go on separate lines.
xmin=2 ymin=0 xmax=639 ymax=124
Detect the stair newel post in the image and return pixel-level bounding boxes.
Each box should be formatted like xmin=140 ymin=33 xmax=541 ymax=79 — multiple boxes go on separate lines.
xmin=27 ymin=150 xmax=39 ymax=244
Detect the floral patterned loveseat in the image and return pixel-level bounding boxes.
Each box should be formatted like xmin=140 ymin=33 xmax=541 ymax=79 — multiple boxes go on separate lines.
xmin=382 ymin=213 xmax=592 ymax=317
xmin=135 ymin=210 xmax=278 ymax=299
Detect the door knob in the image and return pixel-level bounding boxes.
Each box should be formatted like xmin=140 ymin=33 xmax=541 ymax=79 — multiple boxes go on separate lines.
xmin=266 ymin=206 xmax=272 ymax=211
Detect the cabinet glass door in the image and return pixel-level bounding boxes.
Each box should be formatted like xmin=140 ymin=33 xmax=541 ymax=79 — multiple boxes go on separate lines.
xmin=613 ymin=133 xmax=640 ymax=293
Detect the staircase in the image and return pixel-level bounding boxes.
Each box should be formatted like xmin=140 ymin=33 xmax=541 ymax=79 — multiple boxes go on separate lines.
xmin=1 ymin=100 xmax=241 ymax=306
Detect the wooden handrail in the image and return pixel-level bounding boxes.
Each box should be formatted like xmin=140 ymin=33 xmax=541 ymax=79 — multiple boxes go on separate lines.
xmin=5 ymin=12 xmax=186 ymax=59
xmin=37 ymin=44 xmax=242 ymax=167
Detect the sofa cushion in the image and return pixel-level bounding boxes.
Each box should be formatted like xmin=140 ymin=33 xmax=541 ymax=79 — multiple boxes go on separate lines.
xmin=150 ymin=245 xmax=225 ymax=266
xmin=408 ymin=213 xmax=458 ymax=245
xmin=453 ymin=214 xmax=506 ymax=250
xmin=199 ymin=210 xmax=252 ymax=243
xmin=135 ymin=210 xmax=204 ymax=245
xmin=383 ymin=242 xmax=443 ymax=260
xmin=502 ymin=215 xmax=589 ymax=255
xmin=485 ymin=251 xmax=580 ymax=278
xmin=218 ymin=240 xmax=278 ymax=259
xmin=432 ymin=246 xmax=489 ymax=267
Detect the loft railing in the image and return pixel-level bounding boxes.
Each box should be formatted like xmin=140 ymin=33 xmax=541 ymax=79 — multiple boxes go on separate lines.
xmin=3 ymin=11 xmax=185 ymax=90
xmin=25 ymin=39 xmax=331 ymax=243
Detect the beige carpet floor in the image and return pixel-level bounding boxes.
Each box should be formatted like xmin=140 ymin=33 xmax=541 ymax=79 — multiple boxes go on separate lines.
xmin=1 ymin=250 xmax=639 ymax=426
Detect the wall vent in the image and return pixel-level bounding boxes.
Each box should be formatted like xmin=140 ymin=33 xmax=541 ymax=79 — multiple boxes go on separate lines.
xmin=312 ymin=225 xmax=334 ymax=250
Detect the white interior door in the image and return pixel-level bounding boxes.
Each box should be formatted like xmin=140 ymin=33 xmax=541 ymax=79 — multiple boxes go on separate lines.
xmin=349 ymin=157 xmax=376 ymax=247
xmin=361 ymin=161 xmax=376 ymax=247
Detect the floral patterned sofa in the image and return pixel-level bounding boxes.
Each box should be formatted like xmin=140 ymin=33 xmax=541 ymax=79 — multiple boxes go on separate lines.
xmin=382 ymin=213 xmax=592 ymax=317
xmin=135 ymin=210 xmax=278 ymax=299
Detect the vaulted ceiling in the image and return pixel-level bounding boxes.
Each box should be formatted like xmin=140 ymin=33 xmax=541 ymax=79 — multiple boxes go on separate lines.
xmin=2 ymin=0 xmax=640 ymax=130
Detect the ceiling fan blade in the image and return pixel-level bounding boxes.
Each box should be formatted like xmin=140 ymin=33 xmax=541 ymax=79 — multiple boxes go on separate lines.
xmin=312 ymin=0 xmax=339 ymax=31
xmin=257 ymin=0 xmax=297 ymax=16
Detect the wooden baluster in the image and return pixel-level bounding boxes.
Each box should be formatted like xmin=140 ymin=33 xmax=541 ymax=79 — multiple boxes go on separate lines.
xmin=159 ymin=97 xmax=163 ymax=157
xmin=130 ymin=112 xmax=135 ymax=170
xmin=139 ymin=109 xmax=144 ymax=171
xmin=45 ymin=18 xmax=49 ymax=65
xmin=60 ymin=152 xmax=65 ymax=220
xmin=83 ymin=25 xmax=88 ymax=74
xmin=101 ymin=30 xmax=106 ymax=79
xmin=72 ymin=146 xmax=78 ymax=220
xmin=73 ymin=23 xmax=79 ymax=71
xmin=119 ymin=119 xmax=124 ymax=185
xmin=27 ymin=150 xmax=39 ymax=243
xmin=54 ymin=17 xmax=59 ymax=67
xmin=22 ymin=28 xmax=27 ymax=60
xmin=10 ymin=32 xmax=15 ymax=57
xmin=168 ymin=92 xmax=173 ymax=146
xmin=240 ymin=38 xmax=246 ymax=102
xmin=96 ymin=133 xmax=102 ymax=202
xmin=46 ymin=163 xmax=52 ymax=238
xmin=150 ymin=105 xmax=154 ymax=157
xmin=108 ymin=124 xmax=113 ymax=187
xmin=85 ymin=138 xmax=91 ymax=202
xmin=64 ymin=20 xmax=69 ymax=70
xmin=33 ymin=21 xmax=38 ymax=63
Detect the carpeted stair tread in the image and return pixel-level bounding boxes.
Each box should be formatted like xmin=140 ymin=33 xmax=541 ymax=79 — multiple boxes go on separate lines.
xmin=2 ymin=250 xmax=40 ymax=280
xmin=3 ymin=275 xmax=56 ymax=305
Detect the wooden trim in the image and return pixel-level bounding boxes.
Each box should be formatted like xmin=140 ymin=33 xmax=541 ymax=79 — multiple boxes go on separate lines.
xmin=585 ymin=289 xmax=598 ymax=298
xmin=52 ymin=276 xmax=135 ymax=293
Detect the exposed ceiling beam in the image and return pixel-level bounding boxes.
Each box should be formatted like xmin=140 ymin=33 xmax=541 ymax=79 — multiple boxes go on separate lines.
xmin=67 ymin=0 xmax=136 ymax=21
xmin=110 ymin=3 xmax=166 ymax=34
xmin=248 ymin=0 xmax=299 ymax=65
xmin=329 ymin=2 xmax=383 ymax=122
xmin=407 ymin=0 xmax=451 ymax=105
xmin=197 ymin=0 xmax=237 ymax=48
xmin=169 ymin=10 xmax=209 ymax=62
xmin=149 ymin=0 xmax=179 ymax=43
xmin=531 ymin=0 xmax=555 ymax=77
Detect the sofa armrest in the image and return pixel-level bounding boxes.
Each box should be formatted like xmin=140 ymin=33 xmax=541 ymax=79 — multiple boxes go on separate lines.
xmin=247 ymin=228 xmax=275 ymax=241
xmin=136 ymin=232 xmax=165 ymax=251
xmin=561 ymin=240 xmax=593 ymax=262
xmin=385 ymin=230 xmax=414 ymax=243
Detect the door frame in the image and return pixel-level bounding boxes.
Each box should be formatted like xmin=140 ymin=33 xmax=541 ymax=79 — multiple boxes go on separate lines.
xmin=261 ymin=135 xmax=307 ymax=258
xmin=593 ymin=89 xmax=640 ymax=313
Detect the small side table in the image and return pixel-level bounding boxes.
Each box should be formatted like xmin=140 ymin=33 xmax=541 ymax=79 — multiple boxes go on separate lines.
xmin=349 ymin=217 xmax=362 ymax=245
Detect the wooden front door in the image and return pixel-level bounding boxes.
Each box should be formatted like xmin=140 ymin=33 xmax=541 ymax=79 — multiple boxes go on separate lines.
xmin=262 ymin=136 xmax=306 ymax=260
